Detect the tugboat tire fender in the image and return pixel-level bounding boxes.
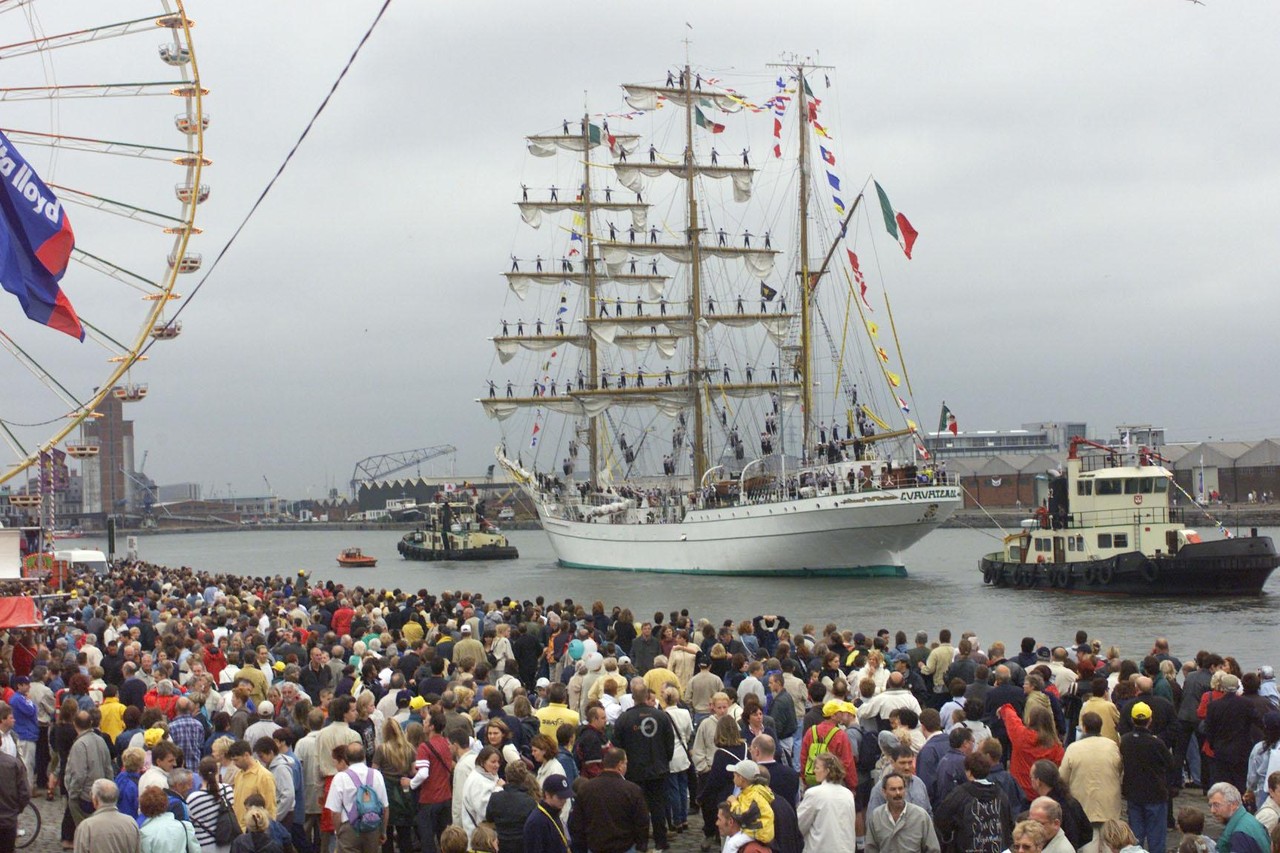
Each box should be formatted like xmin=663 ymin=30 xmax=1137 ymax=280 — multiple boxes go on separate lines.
xmin=1097 ymin=564 xmax=1114 ymax=585
xmin=1139 ymin=560 xmax=1158 ymax=583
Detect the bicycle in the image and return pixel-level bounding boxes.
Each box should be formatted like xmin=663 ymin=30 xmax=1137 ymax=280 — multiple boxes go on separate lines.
xmin=15 ymin=800 xmax=40 ymax=849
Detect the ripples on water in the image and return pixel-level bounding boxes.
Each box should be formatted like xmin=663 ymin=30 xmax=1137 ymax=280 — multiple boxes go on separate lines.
xmin=88 ymin=525 xmax=1280 ymax=669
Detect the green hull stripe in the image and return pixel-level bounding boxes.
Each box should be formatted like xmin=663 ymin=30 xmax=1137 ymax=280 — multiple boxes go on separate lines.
xmin=555 ymin=560 xmax=908 ymax=578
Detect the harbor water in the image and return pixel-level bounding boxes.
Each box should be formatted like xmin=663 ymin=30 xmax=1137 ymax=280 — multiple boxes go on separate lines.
xmin=84 ymin=526 xmax=1280 ymax=670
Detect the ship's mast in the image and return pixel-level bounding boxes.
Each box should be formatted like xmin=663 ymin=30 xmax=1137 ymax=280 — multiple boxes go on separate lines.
xmin=579 ymin=111 xmax=600 ymax=486
xmin=795 ymin=65 xmax=814 ymax=457
xmin=684 ymin=64 xmax=708 ymax=482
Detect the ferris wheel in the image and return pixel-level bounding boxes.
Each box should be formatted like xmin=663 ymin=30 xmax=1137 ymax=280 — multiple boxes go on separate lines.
xmin=0 ymin=0 xmax=207 ymax=507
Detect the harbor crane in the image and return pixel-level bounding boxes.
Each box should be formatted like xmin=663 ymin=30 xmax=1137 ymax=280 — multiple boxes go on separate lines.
xmin=349 ymin=445 xmax=456 ymax=496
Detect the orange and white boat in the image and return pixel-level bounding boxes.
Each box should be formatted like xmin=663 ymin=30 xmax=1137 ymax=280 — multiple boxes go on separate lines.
xmin=337 ymin=548 xmax=376 ymax=568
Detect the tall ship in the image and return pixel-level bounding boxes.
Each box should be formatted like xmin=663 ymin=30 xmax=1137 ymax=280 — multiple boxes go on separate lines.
xmin=479 ymin=61 xmax=962 ymax=576
xmin=980 ymin=437 xmax=1279 ymax=595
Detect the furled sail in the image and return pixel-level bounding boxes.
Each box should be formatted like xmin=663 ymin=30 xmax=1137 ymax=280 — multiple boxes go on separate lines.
xmin=526 ymin=132 xmax=640 ymax=158
xmin=493 ymin=334 xmax=587 ymax=364
xmin=570 ymin=386 xmax=695 ymax=418
xmin=622 ymin=85 xmax=744 ymax=114
xmin=614 ymin=163 xmax=754 ymax=203
xmin=505 ymin=271 xmax=667 ymax=301
xmin=597 ymin=240 xmax=778 ymax=279
xmin=519 ymin=201 xmax=647 ymax=231
xmin=706 ymin=314 xmax=794 ymax=347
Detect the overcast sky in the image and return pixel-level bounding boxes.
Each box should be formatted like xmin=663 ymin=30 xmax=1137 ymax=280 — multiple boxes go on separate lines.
xmin=4 ymin=1 xmax=1279 ymax=499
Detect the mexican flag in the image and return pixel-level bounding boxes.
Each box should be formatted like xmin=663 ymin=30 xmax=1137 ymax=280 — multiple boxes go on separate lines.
xmin=694 ymin=106 xmax=725 ymax=134
xmin=939 ymin=403 xmax=958 ymax=436
xmin=874 ymin=181 xmax=919 ymax=259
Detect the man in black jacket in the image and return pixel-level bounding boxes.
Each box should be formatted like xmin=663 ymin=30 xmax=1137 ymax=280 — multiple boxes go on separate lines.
xmin=934 ymin=752 xmax=1013 ymax=853
xmin=1176 ymin=653 xmax=1223 ymax=789
xmin=1205 ymin=674 xmax=1260 ymax=793
xmin=612 ymin=684 xmax=674 ymax=852
xmin=567 ymin=748 xmax=649 ymax=853
xmin=1121 ymin=702 xmax=1173 ymax=853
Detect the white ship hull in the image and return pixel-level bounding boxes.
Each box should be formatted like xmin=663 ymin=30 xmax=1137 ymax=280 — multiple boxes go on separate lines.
xmin=535 ymin=485 xmax=962 ymax=576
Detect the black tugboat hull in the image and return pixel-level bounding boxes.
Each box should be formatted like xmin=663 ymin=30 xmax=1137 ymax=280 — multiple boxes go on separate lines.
xmin=980 ymin=535 xmax=1279 ymax=596
xmin=397 ymin=538 xmax=520 ymax=562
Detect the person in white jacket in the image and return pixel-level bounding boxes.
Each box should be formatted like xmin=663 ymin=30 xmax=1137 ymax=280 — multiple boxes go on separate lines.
xmin=797 ymin=752 xmax=857 ymax=852
xmin=662 ymin=686 xmax=694 ymax=831
xmin=459 ymin=746 xmax=504 ymax=840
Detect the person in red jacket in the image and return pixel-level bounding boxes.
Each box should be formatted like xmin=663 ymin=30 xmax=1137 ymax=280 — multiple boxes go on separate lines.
xmin=798 ymin=700 xmax=858 ymax=794
xmin=202 ymin=642 xmax=227 ymax=686
xmin=331 ymin=598 xmax=355 ymax=639
xmin=409 ymin=708 xmax=454 ymax=852
xmin=998 ymin=703 xmax=1064 ymax=801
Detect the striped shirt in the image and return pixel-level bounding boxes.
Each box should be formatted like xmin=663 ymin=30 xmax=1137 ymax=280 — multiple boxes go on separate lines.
xmin=187 ymin=782 xmax=233 ymax=852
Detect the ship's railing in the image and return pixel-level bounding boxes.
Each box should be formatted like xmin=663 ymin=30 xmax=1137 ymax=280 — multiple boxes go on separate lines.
xmin=1064 ymin=506 xmax=1184 ymax=528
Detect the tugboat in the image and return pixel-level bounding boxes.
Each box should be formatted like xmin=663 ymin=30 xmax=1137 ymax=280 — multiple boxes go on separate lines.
xmin=337 ymin=548 xmax=377 ymax=568
xmin=398 ymin=495 xmax=519 ymax=562
xmin=980 ymin=436 xmax=1279 ymax=596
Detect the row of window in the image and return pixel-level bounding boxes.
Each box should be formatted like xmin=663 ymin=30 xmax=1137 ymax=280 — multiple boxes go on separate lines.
xmin=1032 ymin=532 xmax=1130 ymax=552
xmin=1078 ymin=477 xmax=1169 ymax=496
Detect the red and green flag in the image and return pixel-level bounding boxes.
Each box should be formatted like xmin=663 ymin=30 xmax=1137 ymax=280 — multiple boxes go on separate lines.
xmin=939 ymin=403 xmax=958 ymax=436
xmin=694 ymin=107 xmax=724 ymax=134
xmin=874 ymin=180 xmax=919 ymax=259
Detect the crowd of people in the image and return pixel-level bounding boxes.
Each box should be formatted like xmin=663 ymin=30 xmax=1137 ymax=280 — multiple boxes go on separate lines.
xmin=0 ymin=561 xmax=1275 ymax=853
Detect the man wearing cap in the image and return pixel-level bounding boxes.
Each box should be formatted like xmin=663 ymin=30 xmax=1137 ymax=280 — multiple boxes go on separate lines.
xmin=568 ymin=747 xmax=649 ymax=853
xmin=244 ymin=700 xmax=279 ymax=745
xmin=454 ymin=624 xmax=485 ymax=670
xmin=523 ymin=773 xmax=573 ymax=853
xmin=798 ymin=700 xmax=857 ymax=793
xmin=1120 ymin=701 xmax=1173 ymax=853
xmin=686 ymin=654 xmax=723 ymax=726
xmin=1205 ymin=673 xmax=1259 ymax=793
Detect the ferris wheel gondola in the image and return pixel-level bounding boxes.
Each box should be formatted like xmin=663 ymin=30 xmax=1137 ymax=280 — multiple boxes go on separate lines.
xmin=0 ymin=1 xmax=207 ymax=488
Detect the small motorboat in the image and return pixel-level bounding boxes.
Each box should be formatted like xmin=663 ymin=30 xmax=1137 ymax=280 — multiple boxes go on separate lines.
xmin=337 ymin=548 xmax=377 ymax=568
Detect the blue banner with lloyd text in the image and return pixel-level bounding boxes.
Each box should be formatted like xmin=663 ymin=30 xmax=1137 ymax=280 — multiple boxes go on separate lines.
xmin=0 ymin=130 xmax=82 ymax=340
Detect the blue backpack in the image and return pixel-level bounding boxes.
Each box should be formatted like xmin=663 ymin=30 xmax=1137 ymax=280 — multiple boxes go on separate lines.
xmin=345 ymin=768 xmax=384 ymax=834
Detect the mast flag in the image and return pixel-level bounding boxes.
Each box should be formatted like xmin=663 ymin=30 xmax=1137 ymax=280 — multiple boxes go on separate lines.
xmin=694 ymin=107 xmax=725 ymax=134
xmin=939 ymin=403 xmax=958 ymax=436
xmin=760 ymin=282 xmax=777 ymax=302
xmin=873 ymin=180 xmax=919 ymax=260
xmin=0 ymin=129 xmax=83 ymax=340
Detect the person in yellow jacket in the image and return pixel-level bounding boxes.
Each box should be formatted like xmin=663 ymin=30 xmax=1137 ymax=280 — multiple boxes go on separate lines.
xmin=98 ymin=687 xmax=127 ymax=741
xmin=726 ymin=758 xmax=776 ymax=844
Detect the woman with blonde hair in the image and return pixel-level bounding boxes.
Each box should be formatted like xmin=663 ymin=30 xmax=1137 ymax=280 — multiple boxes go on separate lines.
xmin=490 ymin=623 xmax=516 ymax=676
xmin=468 ymin=823 xmax=500 ymax=852
xmin=437 ymin=825 xmax=468 ymax=853
xmin=374 ymin=718 xmax=416 ymax=853
xmin=230 ymin=805 xmax=282 ymax=853
xmin=1011 ymin=819 xmax=1049 ymax=853
xmin=1098 ymin=818 xmax=1146 ymax=853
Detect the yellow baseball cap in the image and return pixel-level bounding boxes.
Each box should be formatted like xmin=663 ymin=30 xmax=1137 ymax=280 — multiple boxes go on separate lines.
xmin=272 ymin=661 xmax=286 ymax=672
xmin=409 ymin=696 xmax=428 ymax=711
xmin=1130 ymin=701 xmax=1152 ymax=721
xmin=144 ymin=727 xmax=166 ymax=748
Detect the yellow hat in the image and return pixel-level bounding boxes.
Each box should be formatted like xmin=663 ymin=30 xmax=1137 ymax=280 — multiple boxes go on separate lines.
xmin=1130 ymin=701 xmax=1152 ymax=721
xmin=272 ymin=661 xmax=286 ymax=672
xmin=69 ymin=590 xmax=78 ymax=598
xmin=823 ymin=699 xmax=857 ymax=718
xmin=143 ymin=727 xmax=166 ymax=748
xmin=409 ymin=696 xmax=428 ymax=711
xmin=839 ymin=701 xmax=858 ymax=717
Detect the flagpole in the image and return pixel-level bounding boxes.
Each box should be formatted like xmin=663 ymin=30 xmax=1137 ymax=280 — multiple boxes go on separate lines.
xmin=684 ymin=63 xmax=708 ymax=487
